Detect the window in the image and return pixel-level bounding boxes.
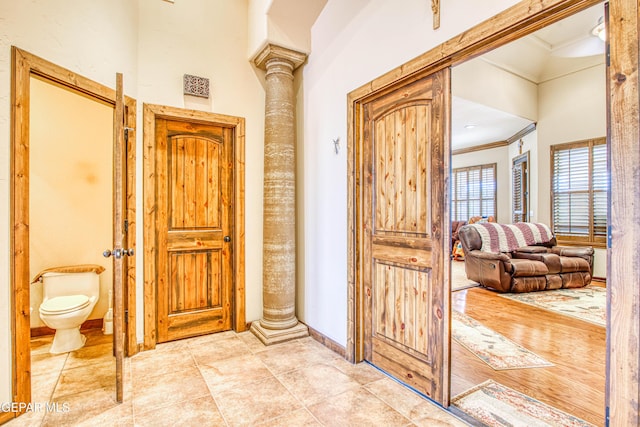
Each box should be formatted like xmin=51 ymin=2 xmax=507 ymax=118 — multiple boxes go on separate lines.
xmin=451 ymin=163 xmax=496 ymax=222
xmin=551 ymin=138 xmax=607 ymax=247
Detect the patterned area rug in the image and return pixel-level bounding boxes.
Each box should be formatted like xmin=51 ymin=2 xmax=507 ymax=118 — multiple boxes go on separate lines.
xmin=451 ymin=261 xmax=479 ymax=291
xmin=452 ymin=311 xmax=553 ymax=370
xmin=452 ymin=380 xmax=595 ymax=427
xmin=498 ymin=286 xmax=606 ymax=327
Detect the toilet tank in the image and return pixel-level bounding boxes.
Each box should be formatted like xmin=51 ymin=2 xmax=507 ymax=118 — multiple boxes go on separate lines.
xmin=37 ymin=265 xmax=104 ymax=300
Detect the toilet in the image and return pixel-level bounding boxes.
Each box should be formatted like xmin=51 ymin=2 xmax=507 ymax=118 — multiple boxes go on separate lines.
xmin=34 ymin=265 xmax=104 ymax=354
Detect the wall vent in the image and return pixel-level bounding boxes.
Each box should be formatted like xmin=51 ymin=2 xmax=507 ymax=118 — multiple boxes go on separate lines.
xmin=183 ymin=74 xmax=210 ymax=98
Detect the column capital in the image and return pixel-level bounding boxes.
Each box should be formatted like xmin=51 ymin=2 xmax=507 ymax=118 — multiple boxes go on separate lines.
xmin=253 ymin=43 xmax=307 ymax=71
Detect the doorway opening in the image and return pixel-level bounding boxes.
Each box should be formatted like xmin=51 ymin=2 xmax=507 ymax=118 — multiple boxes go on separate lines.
xmin=449 ymin=3 xmax=606 ymax=423
xmin=10 ymin=47 xmax=137 ymax=412
xmin=142 ymin=103 xmax=246 ymax=350
xmin=347 ymin=0 xmax=640 ymax=425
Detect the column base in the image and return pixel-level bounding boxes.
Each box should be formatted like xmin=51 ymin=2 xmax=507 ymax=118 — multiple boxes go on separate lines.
xmin=250 ymin=321 xmax=309 ymax=346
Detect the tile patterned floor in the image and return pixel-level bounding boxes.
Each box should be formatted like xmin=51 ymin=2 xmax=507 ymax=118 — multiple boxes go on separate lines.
xmin=8 ymin=329 xmax=468 ymax=426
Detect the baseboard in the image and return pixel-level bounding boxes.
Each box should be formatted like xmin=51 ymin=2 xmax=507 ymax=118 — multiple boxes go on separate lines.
xmin=307 ymin=324 xmax=347 ymax=358
xmin=30 ymin=318 xmax=103 ymax=338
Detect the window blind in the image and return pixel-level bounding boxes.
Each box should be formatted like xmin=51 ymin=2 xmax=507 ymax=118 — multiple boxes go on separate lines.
xmin=451 ymin=163 xmax=496 ymax=222
xmin=551 ymin=138 xmax=607 ymax=245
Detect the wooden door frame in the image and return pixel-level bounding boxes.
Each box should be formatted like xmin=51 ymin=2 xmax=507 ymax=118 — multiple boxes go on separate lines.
xmin=142 ymin=103 xmax=246 ymax=350
xmin=10 ymin=47 xmax=137 ymax=411
xmin=348 ymin=0 xmax=640 ymax=424
xmin=512 ymin=151 xmax=529 ymax=223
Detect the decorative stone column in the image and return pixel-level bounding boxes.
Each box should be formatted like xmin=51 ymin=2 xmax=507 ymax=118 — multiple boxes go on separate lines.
xmin=250 ymin=44 xmax=309 ymax=345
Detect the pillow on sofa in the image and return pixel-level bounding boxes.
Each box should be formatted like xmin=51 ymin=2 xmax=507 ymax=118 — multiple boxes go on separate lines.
xmin=471 ymin=222 xmax=554 ymax=253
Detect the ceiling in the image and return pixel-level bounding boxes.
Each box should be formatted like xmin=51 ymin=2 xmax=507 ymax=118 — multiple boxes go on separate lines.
xmin=451 ymin=2 xmax=606 ymax=151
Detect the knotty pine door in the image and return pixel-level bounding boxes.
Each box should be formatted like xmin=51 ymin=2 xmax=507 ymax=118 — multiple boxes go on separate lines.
xmin=155 ymin=118 xmax=233 ymax=342
xmin=362 ymin=69 xmax=450 ymax=404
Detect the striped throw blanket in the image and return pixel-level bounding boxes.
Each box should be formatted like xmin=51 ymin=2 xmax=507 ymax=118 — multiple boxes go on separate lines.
xmin=471 ymin=222 xmax=554 ymax=253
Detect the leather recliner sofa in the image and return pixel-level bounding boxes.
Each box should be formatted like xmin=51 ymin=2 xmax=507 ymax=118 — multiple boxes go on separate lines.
xmin=458 ymin=223 xmax=594 ymax=293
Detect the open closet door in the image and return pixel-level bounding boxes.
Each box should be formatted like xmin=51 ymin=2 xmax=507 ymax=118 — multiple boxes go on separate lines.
xmin=111 ymin=72 xmax=129 ymax=403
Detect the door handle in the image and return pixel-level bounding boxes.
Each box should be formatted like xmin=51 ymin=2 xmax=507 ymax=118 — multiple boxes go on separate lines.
xmin=224 ymin=236 xmax=231 ymax=242
xmin=103 ymin=248 xmax=135 ymax=259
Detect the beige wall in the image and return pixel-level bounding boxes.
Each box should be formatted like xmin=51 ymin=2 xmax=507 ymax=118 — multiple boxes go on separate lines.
xmin=536 ymin=64 xmax=606 ymax=226
xmin=248 ymin=0 xmax=270 ymax=57
xmin=537 ymin=64 xmax=607 ymax=278
xmin=453 ymin=59 xmax=538 ymax=122
xmin=300 ymin=0 xmax=520 ymax=344
xmin=0 ymin=0 xmax=266 ymax=404
xmin=0 ymin=0 xmax=138 ymax=405
xmin=136 ymin=0 xmax=266 ymax=335
xmin=29 ymin=76 xmax=113 ymax=328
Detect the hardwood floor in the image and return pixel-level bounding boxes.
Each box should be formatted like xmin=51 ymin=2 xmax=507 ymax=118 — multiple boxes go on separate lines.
xmin=451 ymin=283 xmax=606 ymax=426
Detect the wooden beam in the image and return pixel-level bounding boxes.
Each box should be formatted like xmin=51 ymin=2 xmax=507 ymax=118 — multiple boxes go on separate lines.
xmin=11 ymin=45 xmax=32 ymax=412
xmin=451 ymin=140 xmax=508 ymax=156
xmin=451 ymin=124 xmax=536 ymax=156
xmin=506 ymin=122 xmax=537 ymax=144
xmin=607 ymin=0 xmax=640 ymax=424
xmin=348 ymin=0 xmax=601 ymax=101
xmin=0 ymin=412 xmax=14 ymax=425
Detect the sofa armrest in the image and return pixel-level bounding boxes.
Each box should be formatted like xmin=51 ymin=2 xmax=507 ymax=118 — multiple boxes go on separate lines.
xmin=463 ymin=250 xmax=513 ymax=291
xmin=467 ymin=250 xmax=513 ymax=274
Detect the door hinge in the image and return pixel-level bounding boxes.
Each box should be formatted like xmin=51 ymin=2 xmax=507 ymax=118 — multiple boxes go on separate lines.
xmin=124 ymin=127 xmax=134 ymax=143
xmin=607 ymin=225 xmax=612 ymax=249
xmin=125 ymin=309 xmax=129 ymax=324
xmin=605 ymin=405 xmax=609 ymax=426
xmin=124 ymin=219 xmax=129 ymax=234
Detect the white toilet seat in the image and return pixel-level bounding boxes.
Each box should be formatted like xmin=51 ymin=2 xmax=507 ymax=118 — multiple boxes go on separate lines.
xmin=40 ymin=295 xmax=90 ymax=315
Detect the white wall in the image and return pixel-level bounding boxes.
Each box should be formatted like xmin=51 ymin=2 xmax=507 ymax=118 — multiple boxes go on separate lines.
xmin=299 ymin=0 xmax=520 ymax=345
xmin=452 ymin=146 xmax=511 ymax=223
xmin=0 ymin=0 xmax=138 ymax=406
xmin=29 ymin=77 xmax=113 ymax=328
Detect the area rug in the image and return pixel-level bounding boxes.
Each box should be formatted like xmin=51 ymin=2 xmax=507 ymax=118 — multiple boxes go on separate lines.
xmin=452 ymin=380 xmax=595 ymax=427
xmin=498 ymin=286 xmax=606 ymax=327
xmin=452 ymin=310 xmax=553 ymax=370
xmin=451 ymin=261 xmax=479 ymax=291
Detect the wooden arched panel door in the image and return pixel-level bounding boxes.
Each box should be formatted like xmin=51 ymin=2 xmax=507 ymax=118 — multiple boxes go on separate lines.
xmin=362 ymin=68 xmax=450 ymax=404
